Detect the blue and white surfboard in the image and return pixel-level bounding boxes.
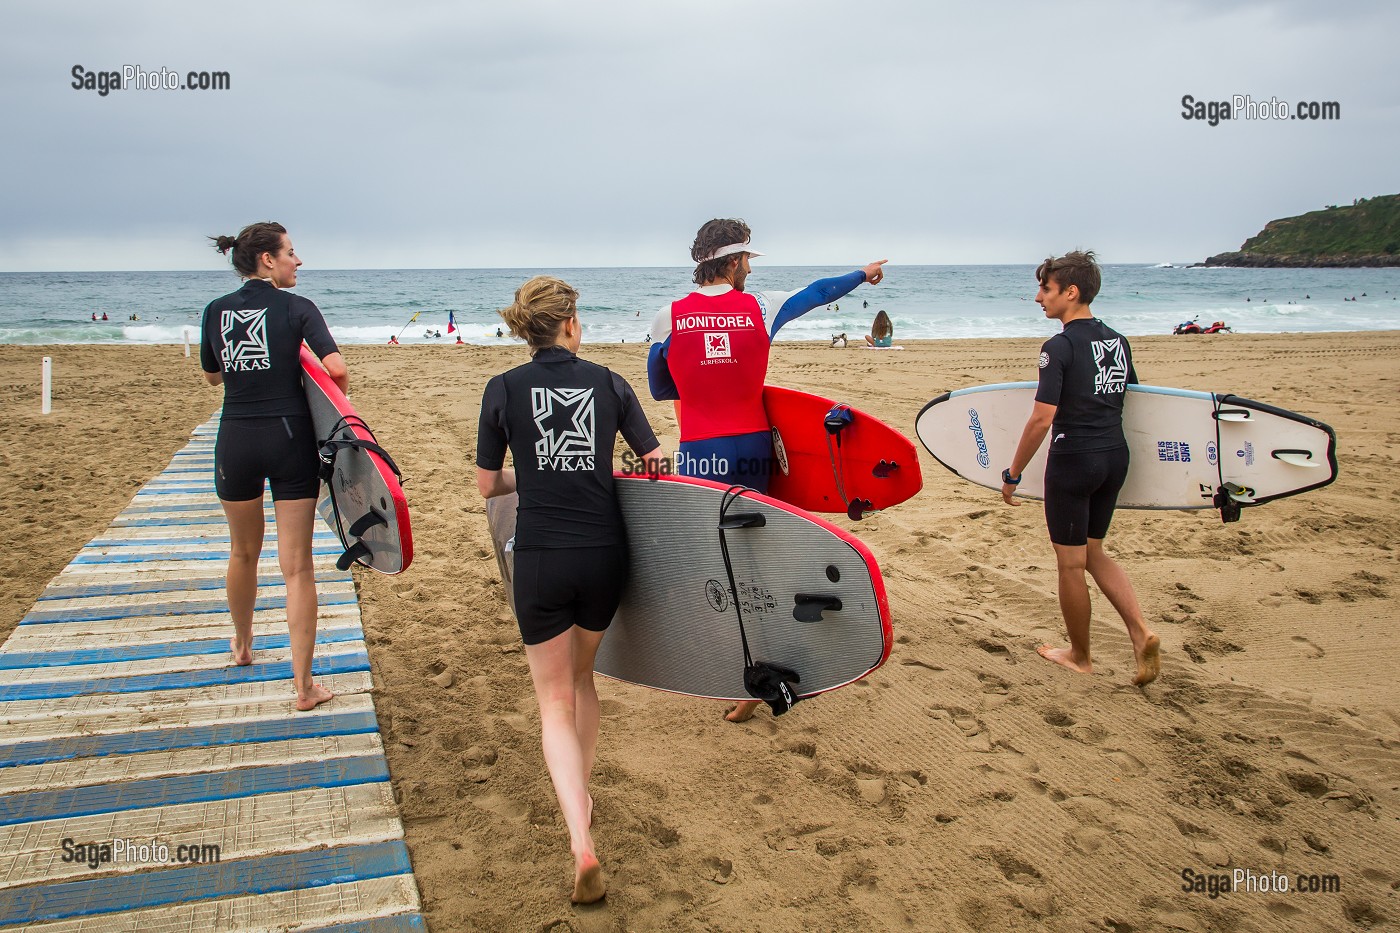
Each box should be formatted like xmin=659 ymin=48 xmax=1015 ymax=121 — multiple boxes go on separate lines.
xmin=915 ymin=383 xmax=1337 ymax=515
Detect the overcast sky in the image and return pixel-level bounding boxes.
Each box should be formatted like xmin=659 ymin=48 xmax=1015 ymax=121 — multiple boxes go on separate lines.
xmin=2 ymin=0 xmax=1395 ymax=271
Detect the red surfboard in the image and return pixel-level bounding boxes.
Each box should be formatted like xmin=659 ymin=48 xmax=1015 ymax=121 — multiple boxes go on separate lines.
xmin=763 ymin=385 xmax=923 ymax=519
xmin=300 ymin=347 xmax=413 ymax=574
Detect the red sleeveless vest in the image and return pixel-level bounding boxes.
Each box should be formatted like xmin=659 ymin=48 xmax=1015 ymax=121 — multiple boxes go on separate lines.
xmin=668 ymin=290 xmax=770 ymax=441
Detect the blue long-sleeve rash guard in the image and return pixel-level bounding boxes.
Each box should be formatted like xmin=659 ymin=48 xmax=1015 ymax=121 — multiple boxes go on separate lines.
xmin=646 ymin=269 xmax=866 ymax=400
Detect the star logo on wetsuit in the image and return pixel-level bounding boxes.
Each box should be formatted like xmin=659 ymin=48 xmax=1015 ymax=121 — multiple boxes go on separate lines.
xmin=220 ymin=308 xmax=270 ymax=372
xmin=1091 ymin=338 xmax=1129 ymax=394
xmin=532 ymin=387 xmax=596 ymax=467
xmin=704 ymin=332 xmax=731 ymax=359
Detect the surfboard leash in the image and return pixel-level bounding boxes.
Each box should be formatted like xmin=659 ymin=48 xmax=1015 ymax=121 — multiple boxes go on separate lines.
xmin=716 ymin=486 xmax=802 ymax=715
xmin=316 ymin=414 xmax=404 ymax=569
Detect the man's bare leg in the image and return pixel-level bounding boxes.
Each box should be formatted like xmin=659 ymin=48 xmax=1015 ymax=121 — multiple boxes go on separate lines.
xmin=725 ymin=700 xmax=760 ymax=723
xmin=1086 ymin=538 xmax=1160 ymax=684
xmin=1040 ymin=543 xmax=1093 ymax=674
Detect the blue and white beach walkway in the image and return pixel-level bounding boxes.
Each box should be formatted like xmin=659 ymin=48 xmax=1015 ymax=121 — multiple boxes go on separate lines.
xmin=0 ymin=418 xmax=425 ymax=930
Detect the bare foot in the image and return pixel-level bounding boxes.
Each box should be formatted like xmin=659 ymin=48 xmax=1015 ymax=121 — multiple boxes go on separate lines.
xmin=1133 ymin=633 xmax=1161 ymax=686
xmin=295 ymin=683 xmax=335 ymax=711
xmin=1036 ymin=644 xmax=1092 ymax=675
xmin=724 ymin=700 xmax=760 ymax=723
xmin=571 ymin=852 xmax=605 ymax=905
xmin=230 ymin=637 xmax=253 ymax=667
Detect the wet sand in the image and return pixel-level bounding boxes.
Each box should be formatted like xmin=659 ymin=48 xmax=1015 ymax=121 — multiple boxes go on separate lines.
xmin=3 ymin=332 xmax=1398 ymax=931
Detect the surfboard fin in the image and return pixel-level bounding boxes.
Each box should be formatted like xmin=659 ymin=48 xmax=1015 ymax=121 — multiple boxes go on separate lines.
xmin=348 ymin=509 xmax=387 ymax=538
xmin=872 ymin=459 xmax=899 ymax=478
xmin=336 ymin=539 xmax=373 ymax=571
xmin=793 ymin=594 xmax=843 ymax=623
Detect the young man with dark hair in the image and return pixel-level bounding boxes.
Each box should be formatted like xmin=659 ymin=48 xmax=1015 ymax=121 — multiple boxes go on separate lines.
xmin=648 ymin=218 xmax=886 ymax=721
xmin=1001 ymin=250 xmax=1160 ymax=685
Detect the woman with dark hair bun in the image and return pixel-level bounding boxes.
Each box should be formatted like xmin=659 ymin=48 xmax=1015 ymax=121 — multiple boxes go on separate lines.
xmin=201 ymin=222 xmax=347 ymax=711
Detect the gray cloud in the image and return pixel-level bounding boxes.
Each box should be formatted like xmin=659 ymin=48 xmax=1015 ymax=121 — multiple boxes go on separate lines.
xmin=2 ymin=0 xmax=1395 ymax=270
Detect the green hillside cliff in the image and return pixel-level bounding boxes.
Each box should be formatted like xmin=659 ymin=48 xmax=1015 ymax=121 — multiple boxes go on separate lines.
xmin=1201 ymin=195 xmax=1400 ymax=267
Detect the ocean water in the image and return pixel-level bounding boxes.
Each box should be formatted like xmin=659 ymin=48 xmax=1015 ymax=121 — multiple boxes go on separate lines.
xmin=1 ymin=265 xmax=1397 ymax=347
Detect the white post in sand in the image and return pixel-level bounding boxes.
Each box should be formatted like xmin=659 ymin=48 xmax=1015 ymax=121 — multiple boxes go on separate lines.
xmin=41 ymin=356 xmax=52 ymax=415
xmin=183 ymin=327 xmax=191 ymax=358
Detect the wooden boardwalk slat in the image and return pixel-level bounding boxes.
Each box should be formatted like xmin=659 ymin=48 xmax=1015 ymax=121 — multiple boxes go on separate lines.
xmin=0 ymin=418 xmax=422 ymax=930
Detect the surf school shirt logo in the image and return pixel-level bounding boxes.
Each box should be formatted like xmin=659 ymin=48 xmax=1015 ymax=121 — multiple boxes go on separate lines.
xmin=1091 ymin=338 xmax=1129 ymax=394
xmin=220 ymin=308 xmax=271 ymax=371
xmin=532 ymin=387 xmax=596 ymax=470
xmin=704 ymin=332 xmax=732 ymax=359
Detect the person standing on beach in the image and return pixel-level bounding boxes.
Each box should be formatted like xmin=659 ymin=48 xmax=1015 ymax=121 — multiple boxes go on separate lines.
xmin=647 ymin=218 xmax=886 ymax=722
xmin=201 ymin=222 xmax=347 ymax=711
xmin=477 ymin=276 xmax=661 ymax=904
xmin=1000 ymin=251 xmax=1160 ymax=685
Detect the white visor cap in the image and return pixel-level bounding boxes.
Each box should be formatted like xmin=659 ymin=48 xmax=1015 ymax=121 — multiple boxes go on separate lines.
xmin=698 ymin=241 xmax=764 ymax=263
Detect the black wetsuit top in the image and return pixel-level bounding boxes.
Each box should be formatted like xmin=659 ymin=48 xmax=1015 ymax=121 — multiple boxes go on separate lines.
xmin=476 ymin=346 xmax=658 ymax=550
xmin=1034 ymin=317 xmax=1137 ymax=455
xmin=200 ymin=279 xmax=338 ymax=419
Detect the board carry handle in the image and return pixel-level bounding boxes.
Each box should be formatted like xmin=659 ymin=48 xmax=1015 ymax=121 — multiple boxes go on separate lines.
xmin=1272 ymin=449 xmax=1321 ymax=468
xmin=336 ymin=539 xmax=372 ymax=571
xmin=718 ymin=512 xmax=767 ymax=530
xmin=348 ymin=508 xmax=388 ymax=537
xmin=793 ymin=594 xmax=843 ymax=623
xmin=1213 ymin=408 xmax=1252 ymax=422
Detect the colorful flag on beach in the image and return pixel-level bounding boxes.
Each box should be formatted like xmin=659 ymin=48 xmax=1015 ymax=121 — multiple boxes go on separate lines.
xmin=447 ymin=311 xmax=456 ymax=334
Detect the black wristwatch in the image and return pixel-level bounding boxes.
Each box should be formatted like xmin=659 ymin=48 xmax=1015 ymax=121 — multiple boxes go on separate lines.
xmin=1002 ymin=468 xmax=1021 ymax=486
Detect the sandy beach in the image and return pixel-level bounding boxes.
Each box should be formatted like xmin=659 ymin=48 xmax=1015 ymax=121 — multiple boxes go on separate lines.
xmin=3 ymin=332 xmax=1398 ymax=931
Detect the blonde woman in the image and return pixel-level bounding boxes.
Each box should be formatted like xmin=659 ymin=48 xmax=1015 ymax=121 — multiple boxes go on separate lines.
xmin=476 ymin=276 xmax=661 ymax=904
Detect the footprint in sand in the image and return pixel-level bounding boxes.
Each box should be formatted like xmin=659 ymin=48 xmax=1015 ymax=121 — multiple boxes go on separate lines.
xmin=975 ymin=638 xmax=1014 ymax=662
xmin=1291 ymin=635 xmax=1325 ymax=658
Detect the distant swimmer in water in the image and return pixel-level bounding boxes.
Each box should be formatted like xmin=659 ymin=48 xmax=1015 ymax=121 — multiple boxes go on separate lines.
xmin=496 ymin=327 xmax=504 ymax=338
xmin=101 ymin=312 xmax=109 ymax=321
xmin=91 ymin=312 xmax=97 ymax=321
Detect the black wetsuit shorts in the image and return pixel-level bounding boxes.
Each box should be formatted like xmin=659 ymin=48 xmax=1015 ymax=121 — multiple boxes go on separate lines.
xmin=1043 ymin=446 xmax=1130 ymax=546
xmin=215 ymin=415 xmax=320 ymax=501
xmin=511 ymin=545 xmax=628 ymax=646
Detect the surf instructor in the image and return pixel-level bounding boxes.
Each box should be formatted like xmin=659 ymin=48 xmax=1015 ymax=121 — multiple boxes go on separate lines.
xmin=647 ymin=219 xmax=885 ymax=722
xmin=201 ymin=222 xmax=347 ymax=711
xmin=476 ymin=275 xmax=661 ymax=905
xmin=1000 ymin=250 xmax=1160 ymax=686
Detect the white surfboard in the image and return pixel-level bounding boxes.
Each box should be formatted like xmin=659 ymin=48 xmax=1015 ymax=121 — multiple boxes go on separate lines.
xmin=915 ymin=383 xmax=1337 ymax=519
xmin=487 ymin=475 xmax=893 ymax=701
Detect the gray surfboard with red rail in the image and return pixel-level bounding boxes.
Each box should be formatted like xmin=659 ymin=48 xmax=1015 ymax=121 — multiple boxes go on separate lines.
xmin=487 ymin=474 xmax=891 ymax=701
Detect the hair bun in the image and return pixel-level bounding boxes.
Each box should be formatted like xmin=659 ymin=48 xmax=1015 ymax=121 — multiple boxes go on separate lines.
xmin=212 ymin=234 xmax=238 ymax=255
